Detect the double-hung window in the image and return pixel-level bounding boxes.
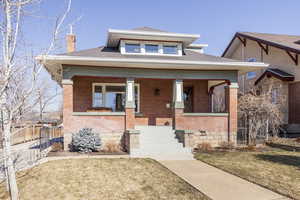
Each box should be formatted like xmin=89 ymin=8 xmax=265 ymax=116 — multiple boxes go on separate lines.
xmin=163 ymin=45 xmax=178 ymax=54
xmin=125 ymin=43 xmax=141 ymax=53
xmin=93 ymin=83 xmax=140 ymax=112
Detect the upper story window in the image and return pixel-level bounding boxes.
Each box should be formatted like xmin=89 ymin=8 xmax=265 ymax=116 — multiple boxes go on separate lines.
xmin=163 ymin=45 xmax=178 ymax=54
xmin=145 ymin=44 xmax=159 ymax=53
xmin=246 ymin=71 xmax=256 ymax=79
xmin=247 ymin=58 xmax=257 ymax=62
xmin=125 ymin=43 xmax=141 ymax=53
xmin=120 ymin=40 xmax=182 ymax=56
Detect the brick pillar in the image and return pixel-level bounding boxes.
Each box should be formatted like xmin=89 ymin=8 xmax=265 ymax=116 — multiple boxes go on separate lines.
xmin=173 ymin=79 xmax=184 ymax=130
xmin=62 ymin=79 xmax=73 ymax=150
xmin=225 ymin=82 xmax=238 ymax=144
xmin=125 ymin=78 xmax=135 ymax=130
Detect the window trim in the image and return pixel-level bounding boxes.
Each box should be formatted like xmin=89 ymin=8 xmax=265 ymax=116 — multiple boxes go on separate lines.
xmin=120 ymin=40 xmax=182 ymax=56
xmin=92 ymin=83 xmax=140 ymax=112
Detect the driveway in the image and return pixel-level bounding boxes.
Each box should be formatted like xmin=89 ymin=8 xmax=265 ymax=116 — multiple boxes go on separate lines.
xmin=160 ymin=160 xmax=290 ymax=200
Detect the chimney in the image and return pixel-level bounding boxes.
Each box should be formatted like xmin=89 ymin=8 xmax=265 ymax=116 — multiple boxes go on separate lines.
xmin=66 ymin=25 xmax=76 ymax=53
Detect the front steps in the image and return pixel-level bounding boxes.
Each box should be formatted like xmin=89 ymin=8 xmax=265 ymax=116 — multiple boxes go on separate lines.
xmin=131 ymin=126 xmax=194 ymax=160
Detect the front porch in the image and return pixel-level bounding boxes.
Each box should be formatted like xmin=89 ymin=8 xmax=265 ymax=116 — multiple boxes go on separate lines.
xmin=62 ymin=66 xmax=238 ymax=152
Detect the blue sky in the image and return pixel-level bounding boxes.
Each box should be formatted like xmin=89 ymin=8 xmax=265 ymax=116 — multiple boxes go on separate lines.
xmin=26 ymin=0 xmax=300 ymax=56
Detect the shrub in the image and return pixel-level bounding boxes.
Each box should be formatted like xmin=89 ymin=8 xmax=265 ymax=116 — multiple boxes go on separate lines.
xmin=51 ymin=142 xmax=63 ymax=152
xmin=103 ymin=140 xmax=121 ymax=153
xmin=70 ymin=128 xmax=101 ymax=153
xmin=219 ymin=141 xmax=235 ymax=150
xmin=196 ymin=142 xmax=213 ymax=152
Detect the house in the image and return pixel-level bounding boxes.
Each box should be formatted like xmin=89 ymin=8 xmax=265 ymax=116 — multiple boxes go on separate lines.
xmin=222 ymin=32 xmax=300 ymax=124
xmin=37 ymin=27 xmax=267 ymax=156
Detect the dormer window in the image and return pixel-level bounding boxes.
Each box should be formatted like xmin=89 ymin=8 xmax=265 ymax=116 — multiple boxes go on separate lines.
xmin=125 ymin=43 xmax=141 ymax=53
xmin=120 ymin=40 xmax=182 ymax=56
xmin=145 ymin=44 xmax=159 ymax=53
xmin=163 ymin=45 xmax=178 ymax=54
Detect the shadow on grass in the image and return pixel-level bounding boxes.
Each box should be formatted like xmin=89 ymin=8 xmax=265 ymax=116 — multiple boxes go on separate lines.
xmin=256 ymin=154 xmax=300 ymax=169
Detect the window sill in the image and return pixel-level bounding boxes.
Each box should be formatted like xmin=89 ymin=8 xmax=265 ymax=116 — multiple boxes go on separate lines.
xmin=183 ymin=113 xmax=229 ymax=117
xmin=72 ymin=112 xmax=125 ymax=116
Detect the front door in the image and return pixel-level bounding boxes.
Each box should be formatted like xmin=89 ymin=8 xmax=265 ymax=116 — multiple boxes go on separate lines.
xmin=184 ymin=86 xmax=193 ymax=113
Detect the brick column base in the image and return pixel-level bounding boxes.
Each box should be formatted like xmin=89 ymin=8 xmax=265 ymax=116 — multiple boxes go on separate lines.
xmin=173 ymin=108 xmax=184 ymax=130
xmin=225 ymin=84 xmax=238 ymax=144
xmin=125 ymin=129 xmax=140 ymax=153
xmin=125 ymin=108 xmax=135 ymax=130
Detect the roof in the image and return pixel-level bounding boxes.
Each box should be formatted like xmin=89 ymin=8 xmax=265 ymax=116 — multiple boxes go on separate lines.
xmin=61 ymin=46 xmax=241 ymax=63
xmin=222 ymin=32 xmax=300 ymax=57
xmin=255 ymin=68 xmax=295 ymax=85
xmin=130 ymin=26 xmax=168 ymax=33
xmin=106 ymin=27 xmax=200 ymax=48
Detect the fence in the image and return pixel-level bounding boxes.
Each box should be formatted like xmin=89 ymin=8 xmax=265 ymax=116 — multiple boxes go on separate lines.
xmin=0 ymin=125 xmax=63 ymax=180
xmin=11 ymin=125 xmax=62 ymax=145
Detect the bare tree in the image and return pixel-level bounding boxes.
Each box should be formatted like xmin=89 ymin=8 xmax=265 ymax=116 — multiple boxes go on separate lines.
xmin=0 ymin=0 xmax=72 ymax=199
xmin=238 ymin=82 xmax=284 ymax=145
xmin=36 ymin=82 xmax=61 ymax=122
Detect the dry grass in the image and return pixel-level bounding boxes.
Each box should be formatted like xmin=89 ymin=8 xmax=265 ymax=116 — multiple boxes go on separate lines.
xmin=0 ymin=158 xmax=209 ymax=200
xmin=195 ymin=148 xmax=300 ymax=200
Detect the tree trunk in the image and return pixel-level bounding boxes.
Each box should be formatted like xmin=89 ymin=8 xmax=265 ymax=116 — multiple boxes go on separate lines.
xmin=3 ymin=123 xmax=19 ymax=200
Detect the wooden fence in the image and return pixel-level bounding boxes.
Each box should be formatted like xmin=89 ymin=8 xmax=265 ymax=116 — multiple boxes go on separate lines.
xmin=11 ymin=125 xmax=62 ymax=145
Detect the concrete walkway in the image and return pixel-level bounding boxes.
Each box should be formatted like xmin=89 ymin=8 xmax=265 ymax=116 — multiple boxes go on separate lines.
xmin=160 ymin=160 xmax=290 ymax=200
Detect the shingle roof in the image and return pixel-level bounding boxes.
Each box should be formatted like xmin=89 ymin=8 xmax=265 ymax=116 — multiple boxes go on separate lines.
xmin=255 ymin=68 xmax=295 ymax=85
xmin=61 ymin=46 xmax=241 ymax=63
xmin=131 ymin=27 xmax=168 ymax=33
xmin=223 ymin=32 xmax=300 ymax=56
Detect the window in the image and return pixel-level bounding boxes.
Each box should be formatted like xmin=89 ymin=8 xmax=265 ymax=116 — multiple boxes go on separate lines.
xmin=93 ymin=83 xmax=140 ymax=112
xmin=163 ymin=45 xmax=178 ymax=54
xmin=125 ymin=43 xmax=141 ymax=53
xmin=247 ymin=58 xmax=257 ymax=62
xmin=246 ymin=71 xmax=256 ymax=79
xmin=145 ymin=44 xmax=159 ymax=53
xmin=271 ymin=88 xmax=279 ymax=104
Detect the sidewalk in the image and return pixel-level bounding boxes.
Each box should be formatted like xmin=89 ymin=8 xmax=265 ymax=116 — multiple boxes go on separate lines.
xmin=160 ymin=160 xmax=290 ymax=200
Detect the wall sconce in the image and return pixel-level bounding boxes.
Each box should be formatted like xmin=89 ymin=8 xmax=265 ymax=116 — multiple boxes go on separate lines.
xmin=154 ymin=88 xmax=160 ymax=96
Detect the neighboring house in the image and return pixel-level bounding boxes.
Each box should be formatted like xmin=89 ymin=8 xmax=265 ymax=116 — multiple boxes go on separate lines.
xmin=222 ymin=32 xmax=300 ymax=124
xmin=38 ymin=27 xmax=266 ymax=155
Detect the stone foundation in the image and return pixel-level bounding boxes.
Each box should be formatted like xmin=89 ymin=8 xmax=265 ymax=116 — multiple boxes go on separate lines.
xmin=176 ymin=129 xmax=237 ymax=148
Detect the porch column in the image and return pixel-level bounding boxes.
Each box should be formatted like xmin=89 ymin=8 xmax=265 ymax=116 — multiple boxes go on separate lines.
xmin=62 ymin=79 xmax=73 ymax=150
xmin=173 ymin=79 xmax=184 ymax=129
xmin=125 ymin=78 xmax=135 ymax=130
xmin=225 ymin=82 xmax=238 ymax=144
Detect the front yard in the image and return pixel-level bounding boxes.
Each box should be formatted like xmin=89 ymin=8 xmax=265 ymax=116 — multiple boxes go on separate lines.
xmin=195 ymin=147 xmax=300 ymax=200
xmin=0 ymin=158 xmax=209 ymax=200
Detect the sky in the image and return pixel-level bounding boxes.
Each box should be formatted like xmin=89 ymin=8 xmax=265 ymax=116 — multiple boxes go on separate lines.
xmin=20 ymin=0 xmax=300 ymax=111
xmin=25 ymin=0 xmax=300 ymax=56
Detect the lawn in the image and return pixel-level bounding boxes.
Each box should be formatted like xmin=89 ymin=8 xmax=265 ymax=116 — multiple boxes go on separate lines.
xmin=195 ymin=148 xmax=300 ymax=200
xmin=0 ymin=158 xmax=209 ymax=200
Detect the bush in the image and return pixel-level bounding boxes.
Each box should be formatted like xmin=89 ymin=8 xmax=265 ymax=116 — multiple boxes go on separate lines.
xmin=103 ymin=140 xmax=121 ymax=153
xmin=196 ymin=142 xmax=213 ymax=152
xmin=51 ymin=142 xmax=63 ymax=152
xmin=70 ymin=128 xmax=101 ymax=153
xmin=219 ymin=141 xmax=235 ymax=150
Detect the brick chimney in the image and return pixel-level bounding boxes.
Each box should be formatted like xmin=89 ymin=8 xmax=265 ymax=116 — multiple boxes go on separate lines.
xmin=66 ymin=25 xmax=76 ymax=52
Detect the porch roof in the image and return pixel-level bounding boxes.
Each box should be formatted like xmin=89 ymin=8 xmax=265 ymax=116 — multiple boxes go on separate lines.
xmin=37 ymin=46 xmax=268 ymax=84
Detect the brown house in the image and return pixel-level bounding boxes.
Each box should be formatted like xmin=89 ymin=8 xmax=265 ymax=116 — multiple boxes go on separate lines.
xmin=223 ymin=32 xmax=300 ymax=124
xmin=38 ymin=27 xmax=266 ymax=158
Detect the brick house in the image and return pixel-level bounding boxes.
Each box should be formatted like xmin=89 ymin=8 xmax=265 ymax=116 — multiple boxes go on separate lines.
xmin=38 ymin=27 xmax=267 ymax=157
xmin=222 ymin=32 xmax=300 ymax=124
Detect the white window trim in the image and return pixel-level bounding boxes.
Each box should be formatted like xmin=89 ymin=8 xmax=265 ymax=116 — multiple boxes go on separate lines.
xmin=92 ymin=83 xmax=140 ymax=112
xmin=120 ymin=40 xmax=182 ymax=56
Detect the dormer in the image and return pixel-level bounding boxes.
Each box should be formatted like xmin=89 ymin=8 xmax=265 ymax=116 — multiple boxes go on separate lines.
xmin=106 ymin=27 xmax=202 ymax=56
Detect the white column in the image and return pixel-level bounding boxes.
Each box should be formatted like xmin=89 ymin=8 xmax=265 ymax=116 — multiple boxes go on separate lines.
xmin=173 ymin=79 xmax=184 ymax=109
xmin=126 ymin=78 xmax=135 ymax=109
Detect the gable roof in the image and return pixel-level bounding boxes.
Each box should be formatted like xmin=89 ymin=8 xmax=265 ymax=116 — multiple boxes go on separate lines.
xmin=255 ymin=68 xmax=294 ymax=85
xmin=222 ymin=32 xmax=300 ymax=57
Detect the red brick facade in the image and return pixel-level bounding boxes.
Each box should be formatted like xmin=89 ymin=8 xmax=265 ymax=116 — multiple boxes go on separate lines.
xmin=62 ymin=76 xmax=238 ymax=149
